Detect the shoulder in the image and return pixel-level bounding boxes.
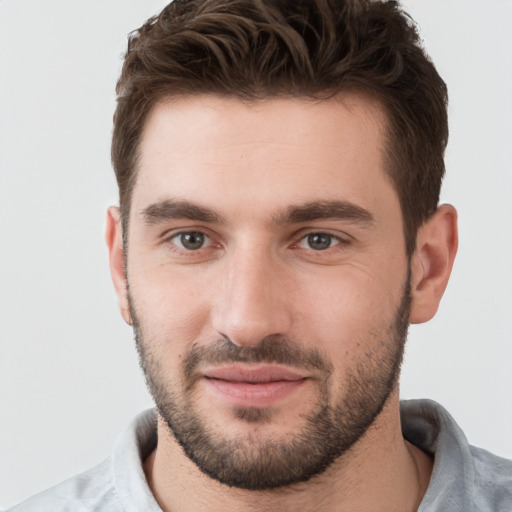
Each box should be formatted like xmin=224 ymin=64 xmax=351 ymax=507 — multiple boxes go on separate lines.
xmin=7 ymin=409 xmax=159 ymax=512
xmin=470 ymin=445 xmax=512 ymax=510
xmin=401 ymin=399 xmax=512 ymax=511
xmin=6 ymin=457 xmax=122 ymax=512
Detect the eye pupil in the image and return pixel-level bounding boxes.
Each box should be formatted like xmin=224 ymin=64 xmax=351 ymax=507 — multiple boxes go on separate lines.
xmin=307 ymin=233 xmax=331 ymax=250
xmin=181 ymin=232 xmax=205 ymax=250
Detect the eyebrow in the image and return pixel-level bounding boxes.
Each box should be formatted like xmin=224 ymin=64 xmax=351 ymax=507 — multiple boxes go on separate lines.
xmin=142 ymin=199 xmax=226 ymax=224
xmin=141 ymin=199 xmax=374 ymax=226
xmin=272 ymin=200 xmax=375 ymax=226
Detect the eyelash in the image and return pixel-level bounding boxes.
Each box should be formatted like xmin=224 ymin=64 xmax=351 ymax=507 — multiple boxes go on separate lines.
xmin=168 ymin=231 xmax=214 ymax=250
xmin=294 ymin=232 xmax=346 ymax=251
xmin=163 ymin=229 xmax=350 ymax=255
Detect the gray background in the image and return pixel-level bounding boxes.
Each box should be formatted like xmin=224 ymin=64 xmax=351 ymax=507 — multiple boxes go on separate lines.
xmin=1 ymin=0 xmax=511 ymax=508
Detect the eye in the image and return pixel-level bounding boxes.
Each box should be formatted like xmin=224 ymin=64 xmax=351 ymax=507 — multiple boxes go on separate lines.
xmin=170 ymin=231 xmax=212 ymax=251
xmin=297 ymin=232 xmax=340 ymax=251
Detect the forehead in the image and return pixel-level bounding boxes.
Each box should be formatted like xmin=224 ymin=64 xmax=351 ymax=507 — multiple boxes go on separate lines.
xmin=132 ymin=94 xmax=397 ymax=223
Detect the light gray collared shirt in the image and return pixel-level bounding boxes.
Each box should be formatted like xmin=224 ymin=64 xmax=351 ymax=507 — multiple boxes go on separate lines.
xmin=8 ymin=400 xmax=512 ymax=511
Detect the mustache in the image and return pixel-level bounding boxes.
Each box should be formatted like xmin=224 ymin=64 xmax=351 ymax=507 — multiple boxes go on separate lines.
xmin=182 ymin=335 xmax=332 ymax=382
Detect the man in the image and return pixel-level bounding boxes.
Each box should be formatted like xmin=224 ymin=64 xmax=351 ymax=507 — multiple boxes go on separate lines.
xmin=8 ymin=0 xmax=512 ymax=510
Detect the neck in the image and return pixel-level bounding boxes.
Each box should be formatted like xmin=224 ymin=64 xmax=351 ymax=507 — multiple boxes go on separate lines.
xmin=144 ymin=394 xmax=433 ymax=512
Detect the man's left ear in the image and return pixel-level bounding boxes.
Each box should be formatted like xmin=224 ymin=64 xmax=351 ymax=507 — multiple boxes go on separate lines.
xmin=409 ymin=204 xmax=458 ymax=324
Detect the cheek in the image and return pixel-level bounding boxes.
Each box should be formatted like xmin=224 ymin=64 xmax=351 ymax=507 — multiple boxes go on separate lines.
xmin=128 ymin=262 xmax=213 ymax=347
xmin=293 ymin=269 xmax=403 ymax=363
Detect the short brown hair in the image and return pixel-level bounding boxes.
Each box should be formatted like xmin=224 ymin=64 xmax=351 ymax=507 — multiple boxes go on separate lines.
xmin=112 ymin=0 xmax=448 ymax=255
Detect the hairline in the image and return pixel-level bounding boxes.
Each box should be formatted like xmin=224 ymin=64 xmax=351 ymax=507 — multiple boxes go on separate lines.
xmin=120 ymin=89 xmax=417 ymax=257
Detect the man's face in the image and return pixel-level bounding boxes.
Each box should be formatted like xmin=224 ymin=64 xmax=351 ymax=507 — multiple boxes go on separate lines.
xmin=125 ymin=95 xmax=411 ymax=489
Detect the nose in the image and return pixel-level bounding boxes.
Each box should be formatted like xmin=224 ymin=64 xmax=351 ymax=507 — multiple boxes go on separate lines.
xmin=211 ymin=243 xmax=293 ymax=347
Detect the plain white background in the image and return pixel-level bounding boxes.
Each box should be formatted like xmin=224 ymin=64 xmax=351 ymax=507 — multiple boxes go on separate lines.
xmin=0 ymin=0 xmax=511 ymax=508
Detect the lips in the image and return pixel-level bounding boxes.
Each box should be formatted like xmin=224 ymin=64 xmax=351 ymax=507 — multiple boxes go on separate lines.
xmin=204 ymin=365 xmax=308 ymax=382
xmin=202 ymin=365 xmax=308 ymax=408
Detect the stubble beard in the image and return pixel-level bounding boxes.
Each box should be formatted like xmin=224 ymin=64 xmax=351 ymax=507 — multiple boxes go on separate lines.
xmin=130 ymin=276 xmax=411 ymax=491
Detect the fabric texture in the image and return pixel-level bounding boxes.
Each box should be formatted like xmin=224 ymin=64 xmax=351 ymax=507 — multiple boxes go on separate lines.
xmin=8 ymin=400 xmax=512 ymax=511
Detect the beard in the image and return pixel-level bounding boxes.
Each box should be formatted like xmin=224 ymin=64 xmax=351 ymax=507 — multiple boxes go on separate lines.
xmin=130 ymin=275 xmax=411 ymax=491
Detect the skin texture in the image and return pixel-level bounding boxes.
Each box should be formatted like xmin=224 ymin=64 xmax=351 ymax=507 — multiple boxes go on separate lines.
xmin=106 ymin=94 xmax=458 ymax=511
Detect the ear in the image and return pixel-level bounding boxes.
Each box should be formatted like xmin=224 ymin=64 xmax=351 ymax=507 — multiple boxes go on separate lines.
xmin=409 ymin=204 xmax=458 ymax=324
xmin=105 ymin=206 xmax=132 ymax=325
